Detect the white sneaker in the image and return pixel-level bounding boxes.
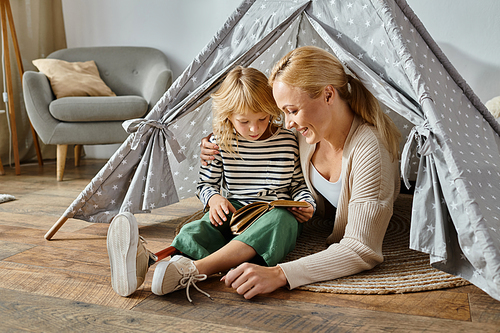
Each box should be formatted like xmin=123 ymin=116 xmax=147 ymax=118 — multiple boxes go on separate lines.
xmin=107 ymin=212 xmax=157 ymax=297
xmin=151 ymin=255 xmax=211 ymax=303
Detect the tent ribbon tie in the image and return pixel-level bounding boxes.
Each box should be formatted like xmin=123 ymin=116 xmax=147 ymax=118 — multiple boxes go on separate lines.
xmin=401 ymin=120 xmax=435 ymax=189
xmin=122 ymin=118 xmax=186 ymax=163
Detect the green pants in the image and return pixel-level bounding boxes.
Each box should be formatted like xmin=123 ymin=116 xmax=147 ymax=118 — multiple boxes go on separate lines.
xmin=171 ymin=200 xmax=302 ymax=266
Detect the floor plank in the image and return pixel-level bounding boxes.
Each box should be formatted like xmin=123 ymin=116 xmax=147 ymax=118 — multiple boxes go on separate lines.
xmin=199 ymin=278 xmax=471 ymax=321
xmin=133 ymin=285 xmax=497 ymax=333
xmin=0 ymin=240 xmax=35 ymax=260
xmin=4 ymin=245 xmax=111 ymax=276
xmin=469 ymin=293 xmax=500 ymax=325
xmin=0 ymin=288 xmax=259 ymax=333
xmin=0 ymin=261 xmax=149 ymax=309
xmin=271 ymin=288 xmax=471 ymax=322
xmin=0 ymin=224 xmax=108 ymax=250
xmin=201 ymin=278 xmax=481 ymax=325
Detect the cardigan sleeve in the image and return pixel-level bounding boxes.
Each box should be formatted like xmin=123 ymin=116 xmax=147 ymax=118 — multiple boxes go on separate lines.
xmin=278 ymin=201 xmax=393 ymax=288
xmin=279 ymin=124 xmax=399 ymax=289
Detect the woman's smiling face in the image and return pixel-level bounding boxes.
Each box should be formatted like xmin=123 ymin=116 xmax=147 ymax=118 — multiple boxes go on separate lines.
xmin=272 ymin=80 xmax=332 ymax=145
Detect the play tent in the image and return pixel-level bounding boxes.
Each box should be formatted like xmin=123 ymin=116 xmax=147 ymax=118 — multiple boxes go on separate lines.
xmin=49 ymin=0 xmax=500 ymax=301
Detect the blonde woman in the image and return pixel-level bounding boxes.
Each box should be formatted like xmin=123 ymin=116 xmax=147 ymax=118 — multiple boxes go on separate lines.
xmin=202 ymin=46 xmax=401 ymax=299
xmin=106 ymin=66 xmax=315 ymax=301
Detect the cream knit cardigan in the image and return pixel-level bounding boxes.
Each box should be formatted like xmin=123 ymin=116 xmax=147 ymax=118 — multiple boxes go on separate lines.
xmin=278 ymin=115 xmax=400 ymax=289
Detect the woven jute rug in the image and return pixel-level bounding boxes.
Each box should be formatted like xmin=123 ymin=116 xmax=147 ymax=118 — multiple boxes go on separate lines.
xmin=176 ymin=194 xmax=470 ymax=295
xmin=285 ymin=194 xmax=470 ymax=294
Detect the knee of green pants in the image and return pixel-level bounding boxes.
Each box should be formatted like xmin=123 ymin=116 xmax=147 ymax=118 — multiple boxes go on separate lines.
xmin=234 ymin=207 xmax=300 ymax=266
xmin=171 ymin=200 xmax=246 ymax=260
xmin=171 ymin=212 xmax=230 ymax=259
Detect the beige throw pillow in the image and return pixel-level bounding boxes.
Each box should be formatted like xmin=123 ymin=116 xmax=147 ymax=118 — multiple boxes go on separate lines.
xmin=32 ymin=59 xmax=116 ymax=99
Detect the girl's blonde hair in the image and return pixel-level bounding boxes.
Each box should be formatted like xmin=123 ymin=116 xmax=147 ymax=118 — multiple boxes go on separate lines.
xmin=211 ymin=66 xmax=282 ymax=155
xmin=269 ymin=46 xmax=400 ymax=161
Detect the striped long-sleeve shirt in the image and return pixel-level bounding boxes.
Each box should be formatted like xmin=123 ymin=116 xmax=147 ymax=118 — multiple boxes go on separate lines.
xmin=197 ymin=127 xmax=316 ymax=210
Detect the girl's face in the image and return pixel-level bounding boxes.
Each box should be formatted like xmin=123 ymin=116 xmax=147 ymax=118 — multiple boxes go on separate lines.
xmin=272 ymin=80 xmax=332 ymax=145
xmin=229 ymin=110 xmax=271 ymax=141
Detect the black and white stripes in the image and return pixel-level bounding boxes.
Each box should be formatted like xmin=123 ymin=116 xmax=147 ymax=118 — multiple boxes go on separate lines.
xmin=197 ymin=128 xmax=315 ymax=209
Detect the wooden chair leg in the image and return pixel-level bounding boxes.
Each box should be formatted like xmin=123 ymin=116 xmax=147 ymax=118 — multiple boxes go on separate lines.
xmin=56 ymin=144 xmax=68 ymax=181
xmin=31 ymin=124 xmax=43 ymax=166
xmin=74 ymin=145 xmax=82 ymax=167
xmin=0 ymin=155 xmax=4 ymax=175
xmin=45 ymin=215 xmax=69 ymax=240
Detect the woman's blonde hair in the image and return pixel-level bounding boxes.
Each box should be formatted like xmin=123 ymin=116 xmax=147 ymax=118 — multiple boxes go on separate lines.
xmin=269 ymin=46 xmax=400 ymax=161
xmin=211 ymin=66 xmax=282 ymax=156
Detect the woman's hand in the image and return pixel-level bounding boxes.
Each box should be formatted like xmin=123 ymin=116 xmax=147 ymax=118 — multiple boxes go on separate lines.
xmin=200 ymin=133 xmax=218 ymax=166
xmin=208 ymin=194 xmax=236 ymax=226
xmin=288 ymin=202 xmax=314 ymax=223
xmin=221 ymin=263 xmax=288 ymax=299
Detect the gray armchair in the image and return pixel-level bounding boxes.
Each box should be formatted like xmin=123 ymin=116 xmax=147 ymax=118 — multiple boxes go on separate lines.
xmin=23 ymin=46 xmax=172 ymax=181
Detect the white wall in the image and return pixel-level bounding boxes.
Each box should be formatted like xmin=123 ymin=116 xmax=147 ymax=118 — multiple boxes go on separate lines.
xmin=61 ymin=0 xmax=500 ymax=157
xmin=62 ymin=0 xmax=242 ymax=79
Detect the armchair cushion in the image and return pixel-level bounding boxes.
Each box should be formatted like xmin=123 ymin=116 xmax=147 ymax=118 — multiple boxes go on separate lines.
xmin=32 ymin=58 xmax=116 ymax=98
xmin=49 ymin=96 xmax=148 ymax=122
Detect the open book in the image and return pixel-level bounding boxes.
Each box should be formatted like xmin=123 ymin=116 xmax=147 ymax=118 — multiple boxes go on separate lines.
xmin=229 ymin=200 xmax=310 ymax=235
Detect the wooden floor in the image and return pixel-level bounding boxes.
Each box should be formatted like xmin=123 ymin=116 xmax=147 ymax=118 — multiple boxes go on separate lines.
xmin=1 ymin=158 xmax=500 ymax=332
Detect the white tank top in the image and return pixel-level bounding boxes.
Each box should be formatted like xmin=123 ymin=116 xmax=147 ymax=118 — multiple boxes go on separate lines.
xmin=309 ymin=162 xmax=342 ymax=208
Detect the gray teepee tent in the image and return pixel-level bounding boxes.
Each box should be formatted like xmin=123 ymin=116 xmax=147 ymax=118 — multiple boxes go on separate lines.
xmin=47 ymin=0 xmax=500 ymax=301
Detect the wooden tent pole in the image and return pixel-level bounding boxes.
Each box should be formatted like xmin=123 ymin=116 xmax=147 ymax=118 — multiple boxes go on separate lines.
xmin=44 ymin=215 xmax=68 ymax=240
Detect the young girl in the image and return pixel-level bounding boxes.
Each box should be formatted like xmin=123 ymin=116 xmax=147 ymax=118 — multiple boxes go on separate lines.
xmin=106 ymin=66 xmax=315 ymax=301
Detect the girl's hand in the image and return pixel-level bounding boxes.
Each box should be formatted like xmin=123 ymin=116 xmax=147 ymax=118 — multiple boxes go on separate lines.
xmin=288 ymin=202 xmax=314 ymax=223
xmin=200 ymin=133 xmax=219 ymax=166
xmin=221 ymin=263 xmax=288 ymax=299
xmin=208 ymin=194 xmax=236 ymax=226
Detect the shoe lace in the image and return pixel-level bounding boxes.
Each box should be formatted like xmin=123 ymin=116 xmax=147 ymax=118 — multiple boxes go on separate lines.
xmin=179 ymin=266 xmax=212 ymax=303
